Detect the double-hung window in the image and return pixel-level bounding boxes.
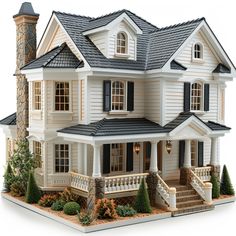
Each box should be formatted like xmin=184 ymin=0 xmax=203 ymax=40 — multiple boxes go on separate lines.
xmin=33 ymin=81 xmax=41 ymax=110
xmin=55 ymin=144 xmax=69 ymax=173
xmin=55 ymin=82 xmax=70 ymax=111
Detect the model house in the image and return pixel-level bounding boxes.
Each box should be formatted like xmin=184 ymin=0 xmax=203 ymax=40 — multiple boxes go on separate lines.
xmin=1 ymin=2 xmax=235 ymax=215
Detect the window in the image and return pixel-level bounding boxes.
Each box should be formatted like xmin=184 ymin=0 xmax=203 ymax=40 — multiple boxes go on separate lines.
xmin=116 ymin=32 xmax=127 ymax=54
xmin=112 ymin=81 xmax=125 ymax=111
xmin=33 ymin=141 xmax=42 ymax=168
xmin=55 ymin=82 xmax=70 ymax=111
xmin=34 ymin=81 xmax=41 ymax=110
xmin=191 ymin=82 xmax=202 ymax=111
xmin=191 ymin=140 xmax=197 ymax=166
xmin=111 ymin=143 xmax=124 ymax=172
xmin=193 ymin=43 xmax=203 ymax=60
xmin=55 ymin=144 xmax=69 ymax=173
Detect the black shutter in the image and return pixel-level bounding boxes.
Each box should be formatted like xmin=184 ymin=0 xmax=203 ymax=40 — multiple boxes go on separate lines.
xmin=184 ymin=82 xmax=191 ymax=112
xmin=126 ymin=143 xmax=133 ymax=172
xmin=146 ymin=142 xmax=151 ymax=159
xmin=198 ymin=141 xmax=204 ymax=167
xmin=103 ymin=144 xmax=110 ymax=174
xmin=127 ymin=81 xmax=134 ymax=111
xmin=179 ymin=140 xmax=185 ymax=168
xmin=204 ymin=84 xmax=210 ymax=111
xmin=103 ymin=80 xmax=111 ymax=112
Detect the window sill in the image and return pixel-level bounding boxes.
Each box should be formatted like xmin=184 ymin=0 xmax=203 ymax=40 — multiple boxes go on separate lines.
xmin=190 ymin=110 xmax=205 ymax=115
xmin=109 ymin=110 xmax=129 ymax=115
xmin=114 ymin=53 xmax=130 ymax=59
xmin=192 ymin=58 xmax=204 ymax=64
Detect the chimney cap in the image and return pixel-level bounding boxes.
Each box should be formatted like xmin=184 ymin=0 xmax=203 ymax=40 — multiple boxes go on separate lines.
xmin=13 ymin=2 xmax=39 ymax=18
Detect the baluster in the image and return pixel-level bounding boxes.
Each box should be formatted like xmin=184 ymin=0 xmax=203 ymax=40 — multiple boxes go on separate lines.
xmin=132 ymin=176 xmax=136 ymax=189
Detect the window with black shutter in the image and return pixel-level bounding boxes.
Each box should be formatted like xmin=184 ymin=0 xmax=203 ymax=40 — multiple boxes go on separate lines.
xmin=179 ymin=140 xmax=185 ymax=168
xmin=126 ymin=143 xmax=133 ymax=172
xmin=103 ymin=81 xmax=111 ymax=111
xmin=184 ymin=82 xmax=191 ymax=112
xmin=198 ymin=141 xmax=204 ymax=167
xmin=103 ymin=144 xmax=110 ymax=174
xmin=204 ymin=84 xmax=210 ymax=111
xmin=127 ymin=81 xmax=134 ymax=111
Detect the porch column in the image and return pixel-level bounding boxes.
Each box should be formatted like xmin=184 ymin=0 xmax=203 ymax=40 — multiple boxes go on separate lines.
xmin=184 ymin=140 xmax=191 ymax=168
xmin=210 ymin=137 xmax=218 ymax=165
xmin=92 ymin=144 xmax=102 ymax=177
xmin=77 ymin=143 xmax=84 ymax=174
xmin=149 ymin=141 xmax=158 ymax=172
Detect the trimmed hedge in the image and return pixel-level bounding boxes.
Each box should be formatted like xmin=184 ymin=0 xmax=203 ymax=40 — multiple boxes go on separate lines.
xmin=210 ymin=174 xmax=220 ymax=198
xmin=63 ymin=202 xmax=81 ymax=215
xmin=51 ymin=200 xmax=66 ymax=211
xmin=116 ymin=204 xmax=136 ymax=217
xmin=220 ymin=165 xmax=235 ymax=195
xmin=25 ymin=172 xmax=41 ymax=203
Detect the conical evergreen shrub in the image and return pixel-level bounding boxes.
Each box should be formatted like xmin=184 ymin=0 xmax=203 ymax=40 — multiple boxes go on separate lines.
xmin=220 ymin=165 xmax=235 ymax=195
xmin=25 ymin=172 xmax=41 ymax=203
xmin=210 ymin=174 xmax=220 ymax=198
xmin=134 ymin=178 xmax=152 ymax=213
xmin=3 ymin=162 xmax=14 ymax=192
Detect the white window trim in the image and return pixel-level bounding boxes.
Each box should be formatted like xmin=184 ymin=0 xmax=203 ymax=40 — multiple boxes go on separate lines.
xmin=110 ymin=80 xmax=127 ymax=112
xmin=190 ymin=81 xmax=205 ymax=113
xmin=192 ymin=42 xmax=204 ymax=63
xmin=33 ymin=140 xmax=42 ymax=170
xmin=32 ymin=81 xmax=42 ymax=111
xmin=115 ymin=31 xmax=130 ymax=57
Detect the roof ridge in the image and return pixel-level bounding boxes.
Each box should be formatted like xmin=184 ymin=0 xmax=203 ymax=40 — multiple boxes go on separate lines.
xmin=43 ymin=43 xmax=67 ymax=67
xmin=150 ymin=17 xmax=205 ymax=34
xmin=89 ymin=9 xmax=126 ymax=22
xmin=53 ymin=11 xmax=93 ymax=19
xmin=91 ymin=118 xmax=107 ymax=136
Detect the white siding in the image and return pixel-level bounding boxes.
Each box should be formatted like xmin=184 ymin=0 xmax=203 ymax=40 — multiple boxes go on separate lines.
xmin=88 ymin=78 xmax=144 ymax=123
xmin=144 ymin=80 xmax=161 ymax=124
xmin=89 ymin=31 xmax=108 ymax=57
xmin=48 ymin=26 xmax=65 ymax=50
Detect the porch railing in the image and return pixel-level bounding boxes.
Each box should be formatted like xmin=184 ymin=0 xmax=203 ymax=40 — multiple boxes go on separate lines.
xmin=190 ymin=169 xmax=212 ymax=204
xmin=104 ymin=173 xmax=148 ymax=194
xmin=70 ymin=172 xmax=90 ymax=192
xmin=194 ymin=166 xmax=212 ymax=181
xmin=156 ymin=173 xmax=177 ymax=211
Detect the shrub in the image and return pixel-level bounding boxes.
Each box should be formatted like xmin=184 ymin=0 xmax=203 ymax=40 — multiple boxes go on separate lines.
xmin=51 ymin=200 xmax=66 ymax=211
xmin=3 ymin=162 xmax=14 ymax=192
xmin=9 ymin=140 xmax=38 ymax=195
xmin=95 ymin=198 xmax=117 ymax=219
xmin=38 ymin=194 xmax=59 ymax=207
xmin=63 ymin=202 xmax=81 ymax=215
xmin=10 ymin=181 xmax=25 ymax=197
xmin=25 ymin=172 xmax=41 ymax=203
xmin=220 ymin=165 xmax=235 ymax=195
xmin=59 ymin=187 xmax=79 ymax=203
xmin=134 ymin=179 xmax=152 ymax=213
xmin=78 ymin=212 xmax=93 ymax=225
xmin=116 ymin=204 xmax=137 ymax=217
xmin=211 ymin=174 xmax=220 ymax=198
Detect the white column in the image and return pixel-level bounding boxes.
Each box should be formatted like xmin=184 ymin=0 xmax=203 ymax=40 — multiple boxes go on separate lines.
xmin=83 ymin=144 xmax=87 ymax=175
xmin=92 ymin=144 xmax=101 ymax=177
xmin=77 ymin=143 xmax=84 ymax=174
xmin=42 ymin=142 xmax=48 ymax=187
xmin=149 ymin=141 xmax=158 ymax=172
xmin=210 ymin=137 xmax=218 ymax=165
xmin=184 ymin=140 xmax=191 ymax=168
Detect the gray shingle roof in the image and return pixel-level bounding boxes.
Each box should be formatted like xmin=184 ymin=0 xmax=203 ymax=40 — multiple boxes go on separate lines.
xmin=213 ymin=63 xmax=231 ymax=73
xmin=0 ymin=113 xmax=16 ymax=126
xmin=58 ymin=118 xmax=168 ymax=136
xmin=54 ymin=10 xmax=204 ymax=71
xmin=164 ymin=112 xmax=231 ymax=131
xmin=170 ymin=60 xmax=187 ymax=71
xmin=22 ymin=43 xmax=82 ymax=70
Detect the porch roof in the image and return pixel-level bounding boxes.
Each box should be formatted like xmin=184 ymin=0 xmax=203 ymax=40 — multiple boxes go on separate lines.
xmin=0 ymin=113 xmax=16 ymax=126
xmin=58 ymin=118 xmax=168 ymax=137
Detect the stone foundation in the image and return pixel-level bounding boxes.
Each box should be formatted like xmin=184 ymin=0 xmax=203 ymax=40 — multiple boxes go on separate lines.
xmin=146 ymin=172 xmax=158 ymax=206
xmin=210 ymin=165 xmax=221 ymax=181
xmin=95 ymin=178 xmax=105 ymax=199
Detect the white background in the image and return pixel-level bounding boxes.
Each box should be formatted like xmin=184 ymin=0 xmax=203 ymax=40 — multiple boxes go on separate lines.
xmin=0 ymin=0 xmax=236 ymax=235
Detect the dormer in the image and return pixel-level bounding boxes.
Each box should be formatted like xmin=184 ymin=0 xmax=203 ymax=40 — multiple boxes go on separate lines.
xmin=83 ymin=11 xmax=142 ymax=60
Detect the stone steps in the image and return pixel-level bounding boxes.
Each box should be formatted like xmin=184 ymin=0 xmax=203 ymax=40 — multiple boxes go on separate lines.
xmin=176 ymin=189 xmax=196 ymax=197
xmin=176 ymin=199 xmax=204 ymax=208
xmin=176 ymin=194 xmax=201 ymax=203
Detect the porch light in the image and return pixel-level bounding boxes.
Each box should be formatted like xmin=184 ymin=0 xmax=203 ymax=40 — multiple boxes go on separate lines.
xmin=166 ymin=140 xmax=172 ymax=154
xmin=134 ymin=142 xmax=141 ymax=155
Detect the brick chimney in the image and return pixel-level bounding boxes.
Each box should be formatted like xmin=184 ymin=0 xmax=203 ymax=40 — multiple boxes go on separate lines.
xmin=13 ymin=2 xmax=39 ymax=140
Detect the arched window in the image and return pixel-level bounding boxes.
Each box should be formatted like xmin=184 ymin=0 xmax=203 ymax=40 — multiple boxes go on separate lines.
xmin=116 ymin=32 xmax=127 ymax=54
xmin=112 ymin=81 xmax=125 ymax=110
xmin=193 ymin=43 xmax=203 ymax=59
xmin=191 ymin=82 xmax=202 ymax=111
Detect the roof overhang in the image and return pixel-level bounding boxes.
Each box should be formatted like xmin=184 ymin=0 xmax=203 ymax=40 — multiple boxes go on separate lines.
xmin=83 ymin=12 xmax=143 ymax=36
xmin=0 ymin=125 xmax=17 ymax=138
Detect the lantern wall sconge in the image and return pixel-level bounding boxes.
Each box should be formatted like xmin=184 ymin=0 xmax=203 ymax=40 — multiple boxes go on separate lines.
xmin=134 ymin=142 xmax=141 ymax=155
xmin=166 ymin=140 xmax=172 ymax=154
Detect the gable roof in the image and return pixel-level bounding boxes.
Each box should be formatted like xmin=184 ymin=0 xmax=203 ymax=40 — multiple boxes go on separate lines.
xmin=170 ymin=60 xmax=187 ymax=71
xmin=22 ymin=43 xmax=82 ymax=70
xmin=213 ymin=63 xmax=231 ymax=74
xmin=0 ymin=113 xmax=16 ymax=126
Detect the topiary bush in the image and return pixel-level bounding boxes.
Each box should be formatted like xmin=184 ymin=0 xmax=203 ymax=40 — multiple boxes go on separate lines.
xmin=95 ymin=198 xmax=117 ymax=219
xmin=211 ymin=174 xmax=220 ymax=198
xmin=116 ymin=204 xmax=137 ymax=217
xmin=78 ymin=212 xmax=93 ymax=225
xmin=10 ymin=181 xmax=25 ymax=197
xmin=59 ymin=187 xmax=79 ymax=203
xmin=220 ymin=165 xmax=235 ymax=195
xmin=134 ymin=179 xmax=152 ymax=213
xmin=25 ymin=172 xmax=41 ymax=203
xmin=63 ymin=202 xmax=81 ymax=215
xmin=51 ymin=200 xmax=66 ymax=211
xmin=38 ymin=194 xmax=59 ymax=207
xmin=3 ymin=162 xmax=14 ymax=192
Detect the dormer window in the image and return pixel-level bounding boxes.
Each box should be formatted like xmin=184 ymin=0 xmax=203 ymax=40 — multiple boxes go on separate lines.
xmin=116 ymin=32 xmax=128 ymax=54
xmin=193 ymin=43 xmax=203 ymax=62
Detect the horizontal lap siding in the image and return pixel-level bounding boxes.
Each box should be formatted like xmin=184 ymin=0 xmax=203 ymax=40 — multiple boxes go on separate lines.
xmin=89 ymin=78 xmax=144 ymax=123
xmin=204 ymin=138 xmax=211 ymax=166
xmin=144 ymin=80 xmax=160 ymax=123
xmin=89 ymin=31 xmax=107 ymax=57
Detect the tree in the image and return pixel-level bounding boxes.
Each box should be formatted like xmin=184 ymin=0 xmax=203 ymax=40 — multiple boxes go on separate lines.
xmin=134 ymin=179 xmax=152 ymax=213
xmin=3 ymin=162 xmax=14 ymax=192
xmin=25 ymin=172 xmax=41 ymax=203
xmin=210 ymin=174 xmax=220 ymax=198
xmin=9 ymin=139 xmax=38 ymax=196
xmin=220 ymin=165 xmax=235 ymax=195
